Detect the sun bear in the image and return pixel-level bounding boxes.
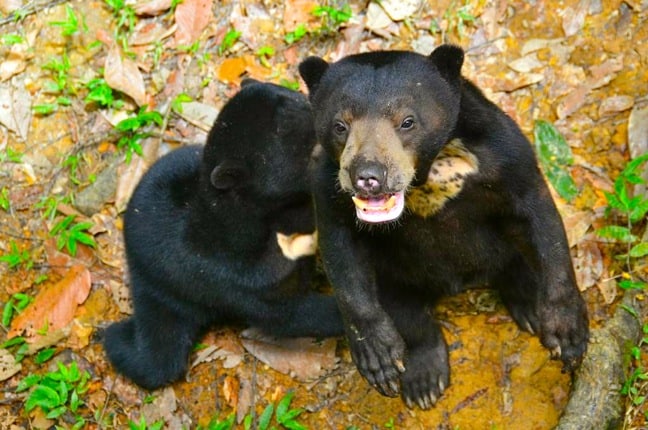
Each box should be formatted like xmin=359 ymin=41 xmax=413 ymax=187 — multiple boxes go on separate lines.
xmin=299 ymin=45 xmax=589 ymax=410
xmin=103 ymin=80 xmax=343 ymax=390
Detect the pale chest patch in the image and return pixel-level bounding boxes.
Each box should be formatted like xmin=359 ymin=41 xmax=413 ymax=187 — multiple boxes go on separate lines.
xmin=276 ymin=231 xmax=318 ymax=260
xmin=406 ymin=139 xmax=479 ymax=218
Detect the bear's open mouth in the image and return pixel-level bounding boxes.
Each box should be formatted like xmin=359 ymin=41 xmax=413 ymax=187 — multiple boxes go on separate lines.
xmin=351 ymin=191 xmax=405 ymax=223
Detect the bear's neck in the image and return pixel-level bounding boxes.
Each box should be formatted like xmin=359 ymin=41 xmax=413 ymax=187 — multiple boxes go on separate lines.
xmin=187 ymin=192 xmax=270 ymax=256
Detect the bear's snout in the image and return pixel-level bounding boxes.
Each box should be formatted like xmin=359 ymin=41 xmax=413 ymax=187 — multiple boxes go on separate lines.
xmin=351 ymin=161 xmax=387 ymax=196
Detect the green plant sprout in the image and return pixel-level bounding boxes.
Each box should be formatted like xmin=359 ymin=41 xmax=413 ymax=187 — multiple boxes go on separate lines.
xmin=1 ymin=33 xmax=26 ymax=45
xmin=0 ymin=187 xmax=10 ymax=211
xmin=596 ymin=152 xmax=648 ymax=290
xmin=219 ymin=28 xmax=241 ymax=55
xmin=0 ymin=336 xmax=28 ymax=362
xmin=34 ymin=53 xmax=75 ymax=115
xmin=34 ymin=347 xmax=57 ymax=365
xmin=0 ymin=241 xmax=33 ymax=271
xmin=178 ymin=40 xmax=201 ymax=55
xmin=17 ymin=361 xmax=90 ymax=429
xmin=84 ymin=77 xmax=124 ymax=109
xmin=128 ymin=417 xmax=165 ymax=430
xmin=284 ymin=4 xmax=352 ymax=45
xmin=1 ymin=147 xmax=23 ymax=163
xmin=115 ymin=106 xmax=163 ymax=162
xmin=35 ymin=195 xmax=71 ymax=221
xmin=170 ymin=0 xmax=183 ymax=13
xmin=49 ymin=4 xmax=87 ymax=37
xmin=104 ymin=0 xmax=137 ymax=49
xmin=533 ymin=120 xmax=578 ymax=202
xmin=312 ymin=4 xmax=352 ymax=32
xmin=621 ymin=323 xmax=648 ymax=425
xmin=443 ymin=0 xmax=476 ymax=39
xmin=197 ymin=390 xmax=308 ymax=430
xmin=2 ymin=292 xmax=33 ymax=326
xmin=284 ymin=24 xmax=308 ymax=45
xmin=172 ymin=93 xmax=193 ymax=114
xmin=279 ymin=79 xmax=300 ymax=91
xmin=50 ymin=215 xmax=97 ymax=256
xmin=63 ymin=154 xmax=83 ymax=185
xmin=256 ymin=45 xmax=275 ymax=68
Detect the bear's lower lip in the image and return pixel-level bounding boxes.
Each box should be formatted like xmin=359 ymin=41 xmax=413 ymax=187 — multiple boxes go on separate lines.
xmin=351 ymin=192 xmax=405 ymax=223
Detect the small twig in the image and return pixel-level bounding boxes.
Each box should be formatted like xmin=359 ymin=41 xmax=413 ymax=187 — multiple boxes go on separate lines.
xmin=96 ymin=378 xmax=116 ymax=429
xmin=250 ymin=356 xmax=258 ymax=430
xmin=0 ymin=0 xmax=69 ymax=26
xmin=147 ymin=132 xmax=202 ymax=146
xmin=0 ymin=228 xmax=41 ymax=242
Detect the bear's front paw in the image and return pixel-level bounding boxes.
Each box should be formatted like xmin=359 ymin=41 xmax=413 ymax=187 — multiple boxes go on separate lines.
xmin=400 ymin=340 xmax=449 ymax=409
xmin=539 ymin=302 xmax=589 ymax=372
xmin=347 ymin=317 xmax=406 ymax=397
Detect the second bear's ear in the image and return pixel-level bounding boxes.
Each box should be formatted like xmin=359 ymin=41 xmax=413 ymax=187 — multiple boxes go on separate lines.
xmin=240 ymin=78 xmax=261 ymax=87
xmin=299 ymin=56 xmax=329 ymax=94
xmin=428 ymin=44 xmax=464 ymax=83
xmin=210 ymin=162 xmax=248 ymax=190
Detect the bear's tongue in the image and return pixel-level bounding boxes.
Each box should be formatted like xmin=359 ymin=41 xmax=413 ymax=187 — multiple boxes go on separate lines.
xmin=351 ymin=192 xmax=405 ymax=223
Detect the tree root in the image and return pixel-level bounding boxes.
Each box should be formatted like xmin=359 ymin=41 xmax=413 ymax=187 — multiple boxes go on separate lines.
xmin=556 ymin=289 xmax=646 ymax=430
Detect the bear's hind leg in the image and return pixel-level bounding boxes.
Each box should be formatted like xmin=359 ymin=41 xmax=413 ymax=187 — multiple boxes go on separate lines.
xmin=253 ymin=293 xmax=344 ymax=338
xmin=103 ymin=294 xmax=204 ymax=390
xmin=380 ymin=289 xmax=449 ymax=410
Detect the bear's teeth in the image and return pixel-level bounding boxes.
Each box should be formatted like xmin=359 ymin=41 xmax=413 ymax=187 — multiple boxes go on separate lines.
xmin=351 ymin=194 xmax=394 ymax=211
xmin=352 ymin=192 xmax=405 ymax=223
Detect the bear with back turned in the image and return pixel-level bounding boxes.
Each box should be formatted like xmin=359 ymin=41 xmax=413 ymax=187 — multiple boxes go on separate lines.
xmin=299 ymin=45 xmax=589 ymax=410
xmin=103 ymin=80 xmax=344 ymax=390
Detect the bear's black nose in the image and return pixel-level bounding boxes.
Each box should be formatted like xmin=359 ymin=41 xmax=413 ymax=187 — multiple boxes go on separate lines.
xmin=352 ymin=162 xmax=386 ymax=195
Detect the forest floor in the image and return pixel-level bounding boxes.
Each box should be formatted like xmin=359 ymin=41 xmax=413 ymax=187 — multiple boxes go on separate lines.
xmin=0 ymin=0 xmax=647 ymax=429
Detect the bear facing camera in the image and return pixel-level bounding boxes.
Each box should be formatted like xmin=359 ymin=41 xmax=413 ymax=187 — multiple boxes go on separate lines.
xmin=299 ymin=45 xmax=589 ymax=410
xmin=103 ymin=80 xmax=344 ymax=390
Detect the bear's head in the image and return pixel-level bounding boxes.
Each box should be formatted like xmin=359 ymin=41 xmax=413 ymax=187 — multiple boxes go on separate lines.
xmin=200 ymin=80 xmax=316 ymax=215
xmin=299 ymin=45 xmax=464 ymax=224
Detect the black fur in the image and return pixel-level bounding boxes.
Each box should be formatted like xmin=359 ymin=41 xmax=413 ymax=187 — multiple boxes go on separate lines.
xmin=104 ymin=81 xmax=343 ymax=390
xmin=300 ymin=46 xmax=588 ymax=410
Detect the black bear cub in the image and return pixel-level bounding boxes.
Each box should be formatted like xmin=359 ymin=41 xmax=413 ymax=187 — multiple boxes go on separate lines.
xmin=104 ymin=80 xmax=343 ymax=390
xmin=299 ymin=45 xmax=589 ymax=410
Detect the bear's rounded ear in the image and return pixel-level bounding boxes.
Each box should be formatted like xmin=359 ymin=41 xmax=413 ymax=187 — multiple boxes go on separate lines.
xmin=210 ymin=162 xmax=248 ymax=190
xmin=241 ymin=78 xmax=261 ymax=87
xmin=298 ymin=56 xmax=329 ymax=94
xmin=428 ymin=44 xmax=464 ymax=82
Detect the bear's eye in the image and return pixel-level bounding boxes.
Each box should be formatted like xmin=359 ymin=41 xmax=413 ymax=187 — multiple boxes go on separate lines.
xmin=333 ymin=120 xmax=348 ymax=135
xmin=400 ymin=117 xmax=415 ymax=130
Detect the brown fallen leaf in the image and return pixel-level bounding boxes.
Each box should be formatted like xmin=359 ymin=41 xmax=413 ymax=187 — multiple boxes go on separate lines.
xmin=104 ymin=45 xmax=147 ymax=106
xmin=556 ymin=84 xmax=589 ymax=119
xmin=0 ymin=81 xmax=32 ymax=140
xmin=217 ymin=57 xmax=247 ymax=84
xmin=628 ymin=104 xmax=648 ymax=202
xmin=141 ymin=387 xmax=191 ymax=429
xmin=222 ymin=375 xmax=239 ymax=409
xmin=598 ymin=95 xmax=633 ymax=117
xmin=562 ymin=0 xmax=589 ymax=37
xmin=115 ymin=137 xmax=159 ymax=212
xmin=574 ymin=237 xmax=604 ymax=291
xmin=129 ymin=21 xmax=175 ymax=46
xmin=0 ymin=348 xmax=22 ymax=382
xmin=44 ymin=237 xmax=95 ymax=276
xmin=240 ymin=328 xmax=339 ymax=381
xmin=191 ymin=330 xmax=244 ymax=369
xmin=0 ymin=0 xmax=22 ymax=14
xmin=174 ymin=0 xmax=213 ymax=46
xmin=236 ymin=373 xmax=254 ymax=423
xmin=135 ymin=0 xmax=172 ymax=15
xmin=8 ymin=265 xmax=92 ymax=341
xmin=283 ymin=0 xmax=319 ymax=32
